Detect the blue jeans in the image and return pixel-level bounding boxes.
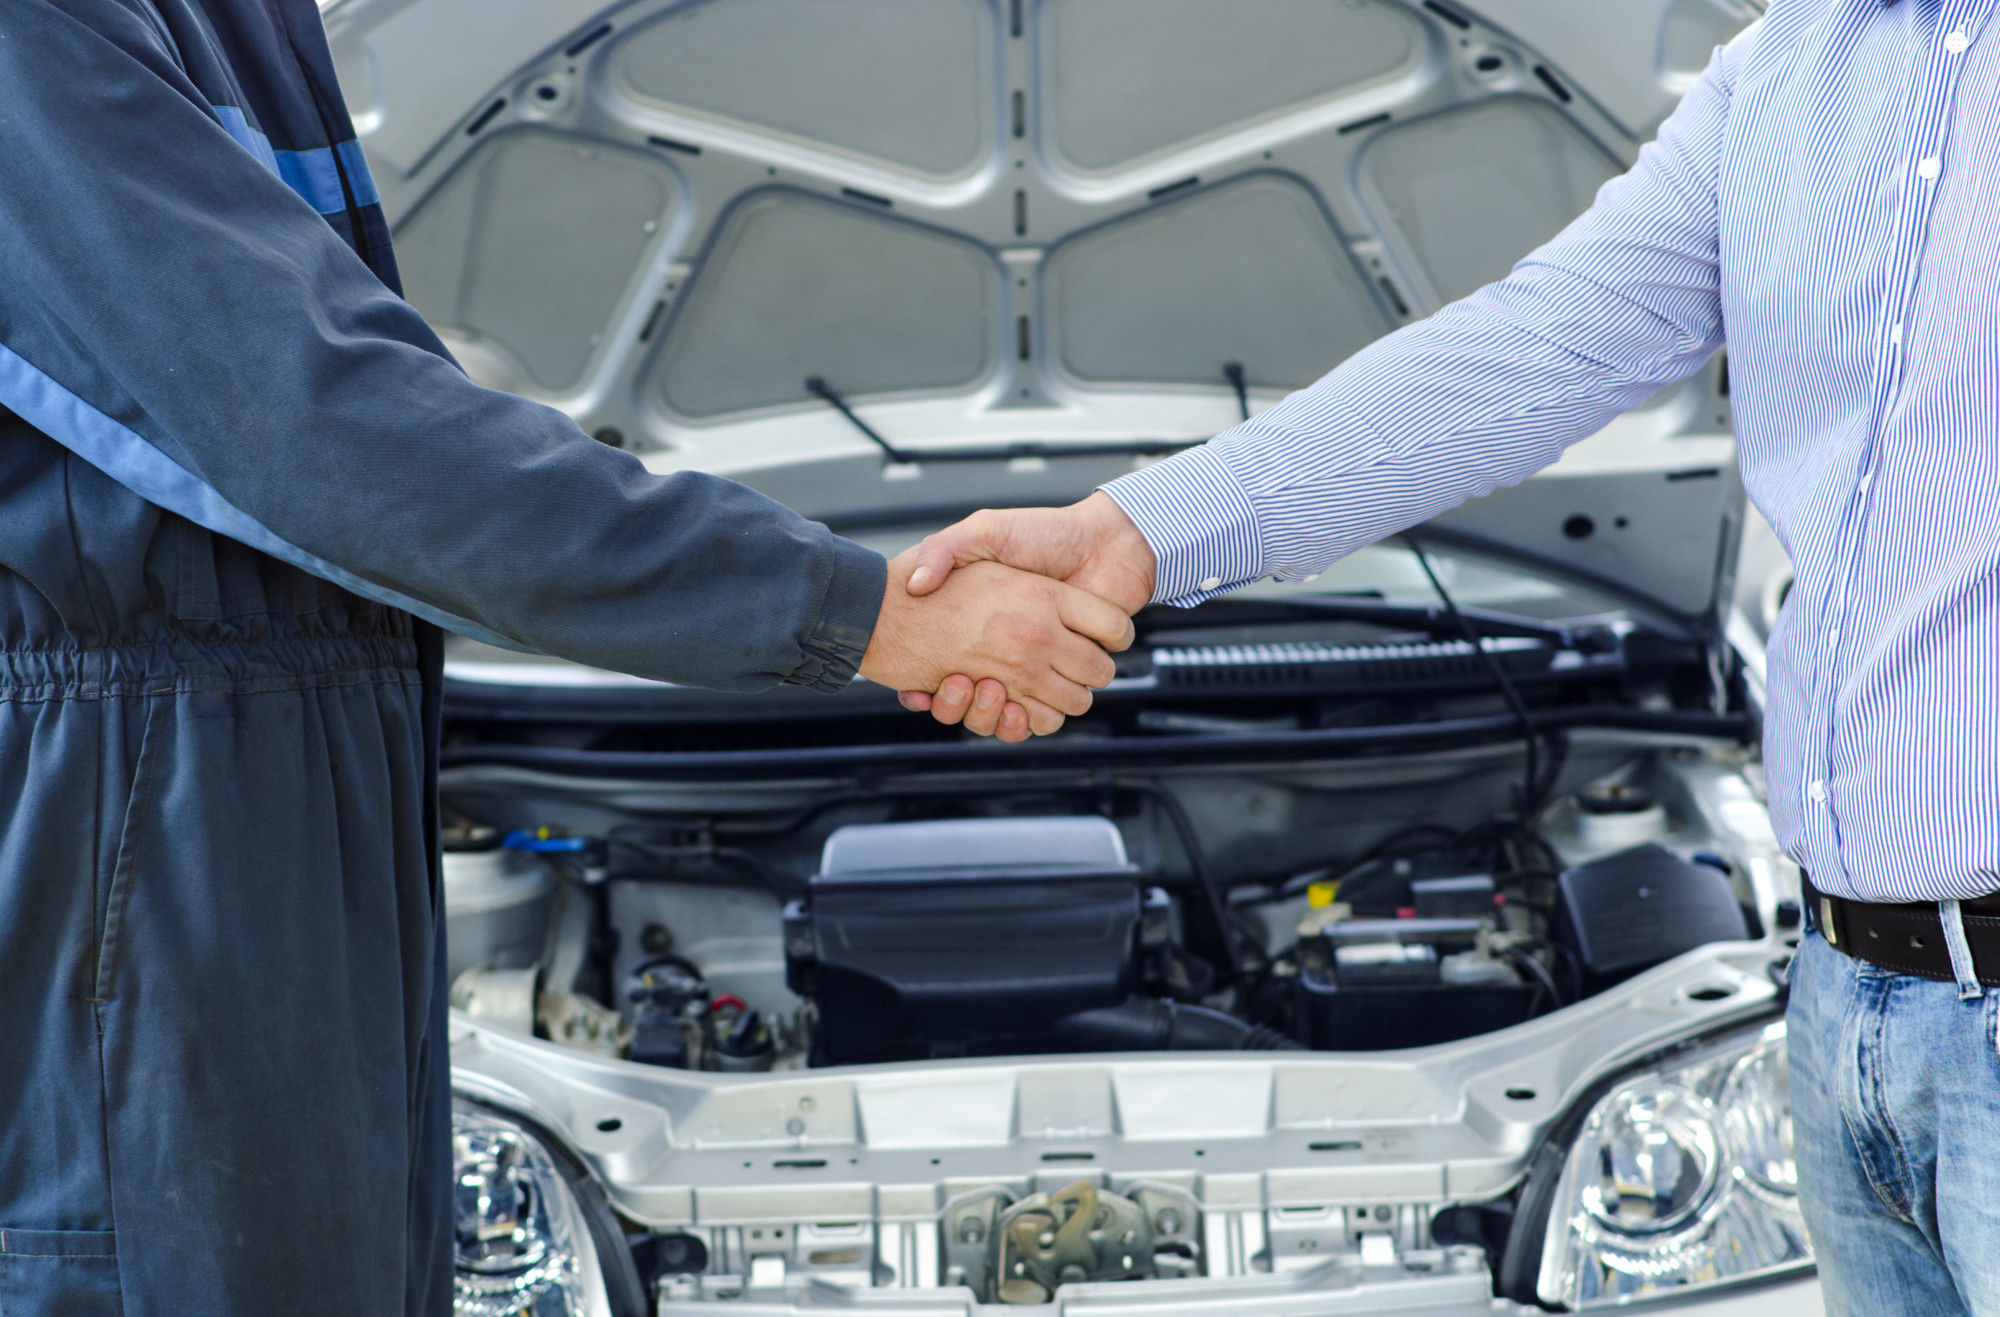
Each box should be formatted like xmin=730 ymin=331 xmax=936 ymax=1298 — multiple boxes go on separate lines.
xmin=1789 ymin=922 xmax=2000 ymax=1315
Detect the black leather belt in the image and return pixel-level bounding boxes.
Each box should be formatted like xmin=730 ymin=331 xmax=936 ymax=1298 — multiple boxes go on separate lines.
xmin=1805 ymin=875 xmax=2000 ymax=986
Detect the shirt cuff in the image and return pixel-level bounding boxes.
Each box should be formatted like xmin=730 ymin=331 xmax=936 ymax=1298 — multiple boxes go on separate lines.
xmin=784 ymin=534 xmax=887 ymax=693
xmin=1100 ymin=444 xmax=1264 ymax=607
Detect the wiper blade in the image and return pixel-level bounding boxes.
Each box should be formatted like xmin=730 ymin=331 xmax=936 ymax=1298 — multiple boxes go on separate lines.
xmin=804 ymin=374 xmax=1203 ymax=464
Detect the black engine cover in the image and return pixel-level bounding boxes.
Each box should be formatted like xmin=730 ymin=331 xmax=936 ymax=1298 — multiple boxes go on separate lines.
xmin=1556 ymin=844 xmax=1750 ymax=985
xmin=785 ymin=818 xmax=1148 ymax=1065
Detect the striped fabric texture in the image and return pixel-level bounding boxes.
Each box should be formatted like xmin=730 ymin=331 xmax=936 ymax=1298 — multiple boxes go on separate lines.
xmin=1103 ymin=0 xmax=2000 ymax=903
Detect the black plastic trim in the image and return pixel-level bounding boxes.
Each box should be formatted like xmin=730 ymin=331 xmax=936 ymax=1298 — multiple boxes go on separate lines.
xmin=440 ymin=707 xmax=1752 ymax=780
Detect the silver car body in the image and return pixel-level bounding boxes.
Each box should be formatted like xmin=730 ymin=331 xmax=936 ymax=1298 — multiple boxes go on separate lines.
xmin=321 ymin=0 xmax=1820 ymax=1311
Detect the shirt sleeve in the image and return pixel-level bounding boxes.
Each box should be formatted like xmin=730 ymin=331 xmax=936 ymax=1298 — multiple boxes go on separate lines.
xmin=0 ymin=0 xmax=883 ymax=692
xmin=1101 ymin=30 xmax=1748 ymax=608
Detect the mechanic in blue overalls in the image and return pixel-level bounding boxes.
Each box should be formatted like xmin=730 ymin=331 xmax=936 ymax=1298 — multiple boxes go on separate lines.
xmin=0 ymin=2 xmax=1130 ymax=1312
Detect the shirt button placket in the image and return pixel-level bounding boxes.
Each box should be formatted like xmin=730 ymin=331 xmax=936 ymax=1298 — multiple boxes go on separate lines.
xmin=1815 ymin=3 xmax=1986 ymax=885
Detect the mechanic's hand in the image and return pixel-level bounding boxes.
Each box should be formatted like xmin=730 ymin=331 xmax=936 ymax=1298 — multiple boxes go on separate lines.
xmin=860 ymin=549 xmax=1135 ymax=743
xmin=895 ymin=493 xmax=1157 ymax=735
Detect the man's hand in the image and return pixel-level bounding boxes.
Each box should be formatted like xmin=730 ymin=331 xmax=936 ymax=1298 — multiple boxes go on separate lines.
xmin=860 ymin=549 xmax=1135 ymax=743
xmin=895 ymin=493 xmax=1157 ymax=736
xmin=905 ymin=491 xmax=1157 ymax=612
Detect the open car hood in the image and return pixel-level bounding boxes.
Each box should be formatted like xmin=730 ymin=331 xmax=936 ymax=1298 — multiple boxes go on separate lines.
xmin=325 ymin=0 xmax=1760 ymax=626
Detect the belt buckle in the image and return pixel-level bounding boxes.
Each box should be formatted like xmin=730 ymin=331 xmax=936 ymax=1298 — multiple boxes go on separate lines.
xmin=1821 ymin=897 xmax=1838 ymax=946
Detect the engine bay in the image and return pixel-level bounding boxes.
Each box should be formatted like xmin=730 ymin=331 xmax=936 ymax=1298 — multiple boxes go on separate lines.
xmin=442 ymin=745 xmax=1764 ymax=1077
xmin=433 ymin=577 xmax=1794 ymax=1308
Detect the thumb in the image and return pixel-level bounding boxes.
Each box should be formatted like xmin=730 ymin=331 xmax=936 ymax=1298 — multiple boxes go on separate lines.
xmin=904 ymin=515 xmax=999 ymax=596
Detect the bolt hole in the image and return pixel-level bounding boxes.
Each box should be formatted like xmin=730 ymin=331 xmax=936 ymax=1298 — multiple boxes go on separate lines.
xmin=1475 ymin=53 xmax=1504 ymax=72
xmin=1613 ymin=515 xmax=1629 ymax=529
xmin=1686 ymin=985 xmax=1734 ymax=1001
xmin=1562 ymin=515 xmax=1595 ymax=540
xmin=536 ymin=84 xmax=560 ymax=101
xmin=1505 ymin=1087 xmax=1537 ymax=1101
xmin=596 ymin=1117 xmax=622 ymax=1132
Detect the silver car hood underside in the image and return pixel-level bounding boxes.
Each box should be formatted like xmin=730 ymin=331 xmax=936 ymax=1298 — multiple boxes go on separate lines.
xmin=325 ymin=0 xmax=1761 ymax=621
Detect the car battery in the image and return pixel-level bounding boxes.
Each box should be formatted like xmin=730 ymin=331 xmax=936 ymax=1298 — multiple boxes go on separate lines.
xmin=1294 ymin=917 xmax=1534 ymax=1049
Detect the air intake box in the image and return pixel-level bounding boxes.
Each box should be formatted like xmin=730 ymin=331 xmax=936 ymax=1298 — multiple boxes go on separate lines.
xmin=784 ymin=818 xmax=1155 ymax=1065
xmin=1555 ymin=844 xmax=1750 ymax=986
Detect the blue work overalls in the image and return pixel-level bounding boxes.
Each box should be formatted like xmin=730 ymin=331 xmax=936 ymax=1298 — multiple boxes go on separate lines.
xmin=0 ymin=2 xmax=886 ymax=1312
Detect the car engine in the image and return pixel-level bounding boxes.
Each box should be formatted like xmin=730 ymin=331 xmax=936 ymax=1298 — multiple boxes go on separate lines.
xmin=443 ymin=764 xmax=1753 ymax=1074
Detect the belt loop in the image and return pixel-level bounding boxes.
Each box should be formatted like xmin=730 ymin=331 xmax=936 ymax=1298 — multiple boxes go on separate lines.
xmin=1940 ymin=900 xmax=1984 ymax=1000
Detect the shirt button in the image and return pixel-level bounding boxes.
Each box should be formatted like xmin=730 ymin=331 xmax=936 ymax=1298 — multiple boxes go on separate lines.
xmin=1946 ymin=29 xmax=1970 ymax=52
xmin=1199 ymin=576 xmax=1222 ymax=591
xmin=1860 ymin=472 xmax=1874 ymax=493
xmin=1808 ymin=779 xmax=1828 ymax=803
xmin=1890 ymin=323 xmax=1903 ymax=345
xmin=1917 ymin=156 xmax=1942 ymax=180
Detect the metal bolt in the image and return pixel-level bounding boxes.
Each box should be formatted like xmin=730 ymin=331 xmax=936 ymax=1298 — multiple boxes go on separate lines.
xmin=785 ymin=1117 xmax=805 ymax=1136
xmin=1373 ymin=1205 xmax=1392 ymax=1223
xmin=1153 ymin=1209 xmax=1182 ymax=1235
xmin=799 ymin=1096 xmax=815 ymax=1112
xmin=957 ymin=1217 xmax=985 ymax=1244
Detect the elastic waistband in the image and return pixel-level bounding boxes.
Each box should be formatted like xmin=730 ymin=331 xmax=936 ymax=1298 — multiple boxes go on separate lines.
xmin=0 ymin=633 xmax=423 ymax=702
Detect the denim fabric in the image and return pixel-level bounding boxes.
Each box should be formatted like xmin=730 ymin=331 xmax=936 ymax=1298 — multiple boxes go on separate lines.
xmin=1789 ymin=927 xmax=2000 ymax=1314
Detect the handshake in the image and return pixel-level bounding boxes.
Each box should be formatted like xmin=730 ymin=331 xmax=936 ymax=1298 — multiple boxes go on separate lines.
xmin=855 ymin=491 xmax=1159 ymax=742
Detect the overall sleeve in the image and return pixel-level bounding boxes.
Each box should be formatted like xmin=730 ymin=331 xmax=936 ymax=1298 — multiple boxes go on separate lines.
xmin=1102 ymin=31 xmax=1747 ymax=607
xmin=0 ymin=0 xmax=883 ymax=692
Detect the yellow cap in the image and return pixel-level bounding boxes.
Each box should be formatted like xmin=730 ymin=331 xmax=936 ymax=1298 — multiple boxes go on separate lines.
xmin=1306 ymin=880 xmax=1341 ymax=909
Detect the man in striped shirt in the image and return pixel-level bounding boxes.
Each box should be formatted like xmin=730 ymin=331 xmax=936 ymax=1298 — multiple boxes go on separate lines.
xmin=902 ymin=3 xmax=2000 ymax=1311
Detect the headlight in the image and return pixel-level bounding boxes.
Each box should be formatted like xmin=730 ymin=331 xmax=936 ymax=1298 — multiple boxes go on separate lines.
xmin=453 ymin=1103 xmax=614 ymax=1317
xmin=1535 ymin=1019 xmax=1810 ymax=1307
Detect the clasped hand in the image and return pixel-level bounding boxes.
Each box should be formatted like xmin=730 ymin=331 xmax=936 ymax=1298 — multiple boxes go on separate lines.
xmin=856 ymin=492 xmax=1157 ymax=742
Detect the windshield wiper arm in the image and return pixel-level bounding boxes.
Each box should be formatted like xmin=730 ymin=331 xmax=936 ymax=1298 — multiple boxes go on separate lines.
xmin=805 ymin=375 xmax=1198 ymax=464
xmin=806 ymin=375 xmax=912 ymax=463
xmin=1223 ymin=361 xmax=1250 ymax=422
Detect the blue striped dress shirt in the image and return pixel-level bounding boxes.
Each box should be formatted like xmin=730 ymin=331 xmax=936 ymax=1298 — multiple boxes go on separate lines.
xmin=1101 ymin=0 xmax=2000 ymax=904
